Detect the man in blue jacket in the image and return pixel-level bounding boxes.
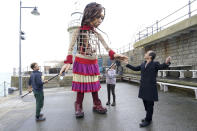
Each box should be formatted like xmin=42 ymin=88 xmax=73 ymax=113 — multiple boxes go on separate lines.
xmin=28 ymin=62 xmax=48 ymax=122
xmin=124 ymin=50 xmax=171 ymax=127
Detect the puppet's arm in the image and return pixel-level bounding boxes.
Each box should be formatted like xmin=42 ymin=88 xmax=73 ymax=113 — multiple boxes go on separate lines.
xmin=64 ymin=28 xmax=80 ymax=64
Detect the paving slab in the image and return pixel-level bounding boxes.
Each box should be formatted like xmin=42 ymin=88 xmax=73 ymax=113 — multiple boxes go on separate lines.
xmin=0 ymin=82 xmax=197 ymax=131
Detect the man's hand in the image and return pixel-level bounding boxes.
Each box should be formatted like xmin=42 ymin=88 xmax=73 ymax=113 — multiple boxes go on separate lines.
xmin=165 ymin=56 xmax=171 ymax=64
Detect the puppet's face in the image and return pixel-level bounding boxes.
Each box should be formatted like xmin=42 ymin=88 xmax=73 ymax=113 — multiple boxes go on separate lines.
xmin=90 ymin=10 xmax=104 ymax=28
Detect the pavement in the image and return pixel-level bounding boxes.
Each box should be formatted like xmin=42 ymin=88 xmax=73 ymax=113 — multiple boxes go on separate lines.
xmin=0 ymin=82 xmax=197 ymax=131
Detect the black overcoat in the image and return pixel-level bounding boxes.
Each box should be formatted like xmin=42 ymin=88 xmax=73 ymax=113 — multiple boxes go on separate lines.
xmin=126 ymin=61 xmax=170 ymax=101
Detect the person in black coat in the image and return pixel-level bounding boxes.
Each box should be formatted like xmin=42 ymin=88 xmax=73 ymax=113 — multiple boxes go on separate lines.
xmin=124 ymin=50 xmax=171 ymax=127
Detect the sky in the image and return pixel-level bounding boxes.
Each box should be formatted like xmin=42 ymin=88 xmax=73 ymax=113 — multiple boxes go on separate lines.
xmin=0 ymin=0 xmax=193 ymax=73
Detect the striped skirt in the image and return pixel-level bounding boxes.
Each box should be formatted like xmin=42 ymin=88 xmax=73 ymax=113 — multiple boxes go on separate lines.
xmin=72 ymin=57 xmax=101 ymax=93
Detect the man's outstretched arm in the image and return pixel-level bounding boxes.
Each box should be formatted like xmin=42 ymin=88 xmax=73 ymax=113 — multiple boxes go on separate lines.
xmin=156 ymin=56 xmax=171 ymax=70
xmin=123 ymin=58 xmax=141 ymax=71
xmin=126 ymin=64 xmax=141 ymax=71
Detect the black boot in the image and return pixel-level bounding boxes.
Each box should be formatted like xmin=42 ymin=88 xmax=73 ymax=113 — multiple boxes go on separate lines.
xmin=106 ymin=101 xmax=110 ymax=105
xmin=111 ymin=101 xmax=116 ymax=106
xmin=39 ymin=113 xmax=44 ymax=117
xmin=139 ymin=121 xmax=151 ymax=127
xmin=141 ymin=118 xmax=145 ymax=122
xmin=36 ymin=116 xmax=46 ymax=122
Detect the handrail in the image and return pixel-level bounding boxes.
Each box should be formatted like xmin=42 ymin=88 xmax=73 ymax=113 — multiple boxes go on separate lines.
xmin=0 ymin=81 xmax=10 ymax=97
xmin=113 ymin=0 xmax=197 ymax=55
xmin=135 ymin=0 xmax=197 ymax=42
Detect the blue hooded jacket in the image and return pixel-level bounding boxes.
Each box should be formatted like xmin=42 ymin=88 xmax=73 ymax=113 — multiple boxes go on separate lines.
xmin=28 ymin=70 xmax=44 ymax=91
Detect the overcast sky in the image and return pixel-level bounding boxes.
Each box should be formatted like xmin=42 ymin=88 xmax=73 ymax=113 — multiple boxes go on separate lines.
xmin=0 ymin=0 xmax=193 ymax=73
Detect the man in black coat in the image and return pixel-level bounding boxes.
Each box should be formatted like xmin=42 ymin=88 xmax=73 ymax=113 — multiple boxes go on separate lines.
xmin=124 ymin=50 xmax=171 ymax=127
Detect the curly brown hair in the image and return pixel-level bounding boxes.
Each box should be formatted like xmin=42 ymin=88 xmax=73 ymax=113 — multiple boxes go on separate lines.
xmin=81 ymin=2 xmax=105 ymax=26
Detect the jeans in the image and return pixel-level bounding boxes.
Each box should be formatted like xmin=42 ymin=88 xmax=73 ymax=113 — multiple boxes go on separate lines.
xmin=34 ymin=90 xmax=44 ymax=118
xmin=107 ymin=84 xmax=116 ymax=103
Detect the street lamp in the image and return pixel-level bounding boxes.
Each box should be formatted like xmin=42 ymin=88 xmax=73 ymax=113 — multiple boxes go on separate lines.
xmin=19 ymin=1 xmax=40 ymax=95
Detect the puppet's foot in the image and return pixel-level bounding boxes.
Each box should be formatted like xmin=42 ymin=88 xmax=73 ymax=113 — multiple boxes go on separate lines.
xmin=75 ymin=102 xmax=84 ymax=118
xmin=93 ymin=99 xmax=107 ymax=114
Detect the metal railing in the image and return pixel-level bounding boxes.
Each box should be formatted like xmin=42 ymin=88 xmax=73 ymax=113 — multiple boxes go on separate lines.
xmin=68 ymin=11 xmax=83 ymax=29
xmin=111 ymin=0 xmax=197 ymax=56
xmin=115 ymin=43 xmax=133 ymax=54
xmin=0 ymin=81 xmax=10 ymax=97
xmin=135 ymin=0 xmax=197 ymax=42
xmin=68 ymin=19 xmax=81 ymax=29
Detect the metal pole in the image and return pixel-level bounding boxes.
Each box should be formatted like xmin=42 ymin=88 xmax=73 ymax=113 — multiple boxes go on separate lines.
xmin=156 ymin=20 xmax=159 ymax=32
xmin=189 ymin=0 xmax=191 ymax=18
xmin=19 ymin=1 xmax=22 ymax=95
xmin=152 ymin=26 xmax=153 ymax=35
xmin=4 ymin=81 xmax=6 ymax=97
xmin=146 ymin=27 xmax=148 ymax=37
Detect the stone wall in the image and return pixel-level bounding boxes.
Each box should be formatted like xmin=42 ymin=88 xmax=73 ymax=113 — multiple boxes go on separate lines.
xmin=123 ymin=30 xmax=197 ymax=75
xmin=11 ymin=75 xmax=73 ymax=89
xmin=11 ymin=76 xmax=30 ymax=89
xmin=123 ymin=48 xmax=145 ymax=74
xmin=145 ymin=30 xmax=197 ymax=70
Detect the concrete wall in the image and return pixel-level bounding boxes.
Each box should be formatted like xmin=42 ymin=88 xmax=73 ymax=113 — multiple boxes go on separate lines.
xmin=123 ymin=48 xmax=145 ymax=74
xmin=134 ymin=14 xmax=197 ymax=48
xmin=145 ymin=30 xmax=197 ymax=70
xmin=127 ymin=14 xmax=197 ymax=77
xmin=11 ymin=75 xmax=73 ymax=89
xmin=11 ymin=76 xmax=30 ymax=89
xmin=123 ymin=30 xmax=197 ymax=78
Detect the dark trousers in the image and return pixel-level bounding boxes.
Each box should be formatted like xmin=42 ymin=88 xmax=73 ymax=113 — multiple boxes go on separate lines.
xmin=33 ymin=90 xmax=44 ymax=118
xmin=76 ymin=91 xmax=99 ymax=105
xmin=107 ymin=84 xmax=116 ymax=103
xmin=143 ymin=100 xmax=154 ymax=122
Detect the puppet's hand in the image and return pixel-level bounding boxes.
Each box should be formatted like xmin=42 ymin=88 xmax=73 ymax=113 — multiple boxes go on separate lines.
xmin=122 ymin=59 xmax=129 ymax=64
xmin=114 ymin=54 xmax=128 ymax=61
xmin=60 ymin=64 xmax=71 ymax=75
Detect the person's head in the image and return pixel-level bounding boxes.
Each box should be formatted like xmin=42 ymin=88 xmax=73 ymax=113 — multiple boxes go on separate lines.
xmin=30 ymin=62 xmax=39 ymax=71
xmin=144 ymin=50 xmax=156 ymax=61
xmin=81 ymin=2 xmax=105 ymax=28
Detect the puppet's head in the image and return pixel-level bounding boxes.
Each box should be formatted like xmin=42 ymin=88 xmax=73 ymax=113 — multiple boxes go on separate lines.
xmin=81 ymin=2 xmax=105 ymax=28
